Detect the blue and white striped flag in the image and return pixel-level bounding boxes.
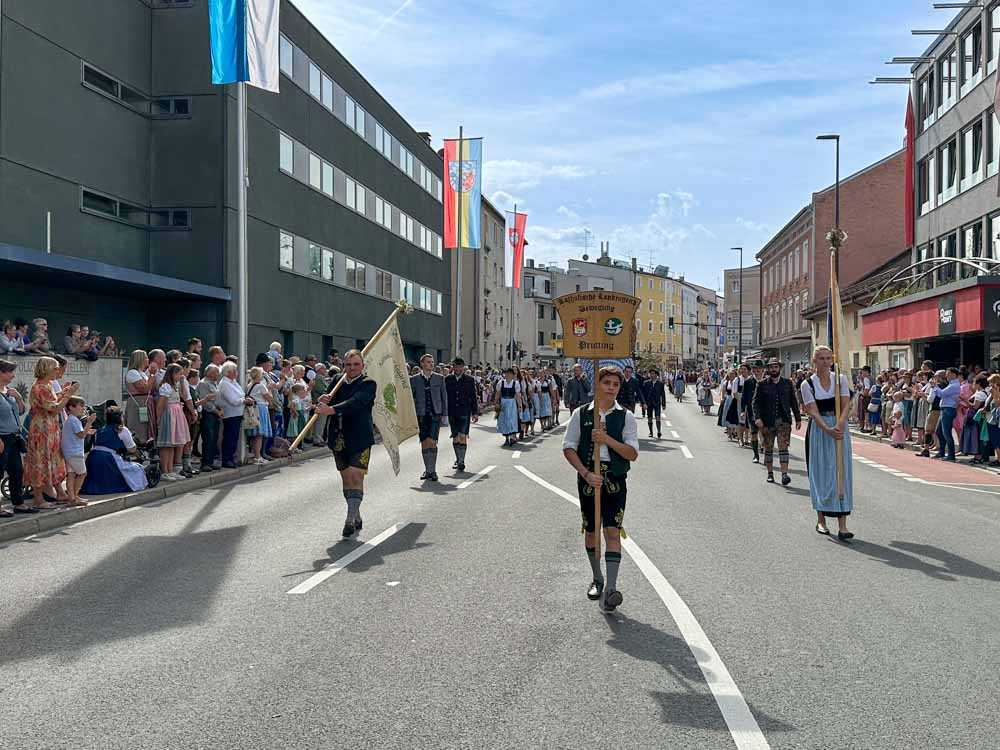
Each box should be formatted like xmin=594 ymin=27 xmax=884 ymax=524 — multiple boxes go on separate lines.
xmin=208 ymin=0 xmax=280 ymax=92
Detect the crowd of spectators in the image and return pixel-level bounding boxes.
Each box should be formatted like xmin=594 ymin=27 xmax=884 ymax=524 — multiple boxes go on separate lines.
xmin=0 ymin=336 xmax=351 ymax=516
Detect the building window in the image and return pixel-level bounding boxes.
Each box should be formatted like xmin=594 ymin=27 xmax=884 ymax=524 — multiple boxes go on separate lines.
xmin=309 ymin=154 xmax=322 ymax=190
xmin=962 ymin=222 xmax=984 ymax=277
xmin=648 ymin=321 xmax=654 ymax=333
xmin=991 ymin=3 xmax=1000 ymax=69
xmin=280 ymin=35 xmax=293 ymax=75
xmin=961 ymin=121 xmax=985 ymax=191
xmin=551 ymin=307 xmax=556 ymax=321
xmin=80 ymin=188 xmax=190 ymax=230
xmin=919 ymin=71 xmax=935 ymax=127
xmin=309 ymin=62 xmax=322 ymax=99
xmin=279 ymin=231 xmax=294 ymax=269
xmin=649 ymin=300 xmax=654 ymax=312
xmin=961 ymin=22 xmax=983 ymax=91
xmin=544 ymin=279 xmax=551 ymax=294
xmin=917 ymin=157 xmax=931 ymax=213
xmin=937 ymin=45 xmax=958 ymax=111
xmin=938 ymin=233 xmax=958 ymax=284
xmin=937 ymin=137 xmax=958 ymax=201
xmin=989 ymin=110 xmax=1000 ymax=175
xmin=537 ymin=305 xmax=545 ymax=320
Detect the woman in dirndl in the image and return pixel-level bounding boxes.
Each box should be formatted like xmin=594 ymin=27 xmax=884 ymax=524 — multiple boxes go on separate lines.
xmin=800 ymin=346 xmax=854 ymax=541
xmin=723 ymin=368 xmax=743 ymax=439
xmin=538 ymin=369 xmax=553 ymax=429
xmin=83 ymin=406 xmax=148 ymax=494
xmin=697 ymin=369 xmax=714 ymax=414
xmin=530 ymin=372 xmax=542 ymax=428
xmin=673 ymin=370 xmax=686 ymax=402
xmin=495 ymin=368 xmax=520 ymax=446
xmin=245 ymin=366 xmax=273 ymax=465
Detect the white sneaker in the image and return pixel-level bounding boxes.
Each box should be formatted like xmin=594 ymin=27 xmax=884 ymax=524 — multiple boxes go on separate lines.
xmin=254 ymin=457 xmax=267 ymax=465
xmin=162 ymin=472 xmax=180 ymax=482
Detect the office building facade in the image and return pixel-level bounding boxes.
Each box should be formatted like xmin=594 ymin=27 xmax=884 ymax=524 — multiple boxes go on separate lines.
xmin=0 ymin=0 xmax=450 ymax=361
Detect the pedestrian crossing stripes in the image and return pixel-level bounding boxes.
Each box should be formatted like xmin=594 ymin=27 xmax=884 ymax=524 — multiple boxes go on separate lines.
xmin=854 ymin=456 xmax=925 ymax=484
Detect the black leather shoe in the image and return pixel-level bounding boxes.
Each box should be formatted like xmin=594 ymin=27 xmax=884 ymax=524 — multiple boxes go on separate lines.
xmin=354 ymin=513 xmax=362 ymax=532
xmin=837 ymin=531 xmax=855 ymax=541
xmin=429 ymin=473 xmax=439 ymax=482
xmin=601 ymin=589 xmax=623 ymax=613
xmin=766 ymin=473 xmax=775 ymax=483
xmin=587 ymin=580 xmax=604 ymax=601
xmin=420 ymin=471 xmax=430 ymax=480
xmin=456 ymin=463 xmax=465 ymax=472
xmin=342 ymin=521 xmax=356 ymax=538
xmin=781 ymin=473 xmax=791 ymax=486
xmin=13 ymin=505 xmax=40 ymax=514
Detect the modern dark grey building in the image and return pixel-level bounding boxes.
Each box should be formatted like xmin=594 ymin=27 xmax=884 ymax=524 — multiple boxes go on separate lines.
xmin=0 ymin=0 xmax=450 ymax=361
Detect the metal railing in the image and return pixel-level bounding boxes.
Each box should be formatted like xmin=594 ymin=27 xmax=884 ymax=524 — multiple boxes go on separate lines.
xmin=870 ymin=257 xmax=1000 ymax=306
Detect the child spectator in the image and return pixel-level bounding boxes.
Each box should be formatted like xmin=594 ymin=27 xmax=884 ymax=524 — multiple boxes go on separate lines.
xmin=890 ymin=392 xmax=907 ymax=448
xmin=62 ymin=395 xmax=95 ymax=506
xmin=177 ymin=358 xmax=199 ymax=477
xmin=285 ymin=382 xmax=308 ymax=447
xmin=156 ymin=363 xmax=191 ymax=481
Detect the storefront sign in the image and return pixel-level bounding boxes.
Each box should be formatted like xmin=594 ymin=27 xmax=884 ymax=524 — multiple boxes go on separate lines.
xmin=554 ymin=291 xmax=639 ymax=359
xmin=983 ymin=287 xmax=1000 ymax=334
xmin=938 ymin=294 xmax=956 ymax=336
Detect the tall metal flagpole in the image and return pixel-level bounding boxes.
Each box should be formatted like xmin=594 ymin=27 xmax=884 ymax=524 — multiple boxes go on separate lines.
xmin=454 ymin=126 xmax=464 ymax=359
xmin=237 ymin=81 xmax=249 ymax=464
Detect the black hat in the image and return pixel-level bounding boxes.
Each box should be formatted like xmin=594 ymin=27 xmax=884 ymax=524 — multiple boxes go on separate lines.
xmin=452 ymin=357 xmax=465 ymax=365
xmin=255 ymin=353 xmax=270 ymax=365
xmin=751 ymin=359 xmax=765 ymax=368
xmin=766 ymin=357 xmax=781 ymax=366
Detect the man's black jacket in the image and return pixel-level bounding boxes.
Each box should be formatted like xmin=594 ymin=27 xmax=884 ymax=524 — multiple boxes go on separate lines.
xmin=445 ymin=373 xmax=479 ymax=417
xmin=617 ymin=376 xmax=645 ymax=408
xmin=640 ymin=378 xmax=666 ymax=409
xmin=751 ymin=376 xmax=801 ymax=429
xmin=325 ymin=374 xmax=376 ymax=454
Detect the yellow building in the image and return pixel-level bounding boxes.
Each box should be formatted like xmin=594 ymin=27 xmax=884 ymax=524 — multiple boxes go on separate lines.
xmin=634 ymin=268 xmax=682 ymax=366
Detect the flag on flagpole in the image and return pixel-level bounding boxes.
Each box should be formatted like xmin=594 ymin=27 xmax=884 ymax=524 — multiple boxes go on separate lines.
xmin=208 ymin=0 xmax=280 ymax=92
xmin=364 ymin=317 xmax=418 ymax=475
xmin=504 ymin=211 xmax=527 ymax=288
xmin=443 ymin=138 xmax=483 ymax=249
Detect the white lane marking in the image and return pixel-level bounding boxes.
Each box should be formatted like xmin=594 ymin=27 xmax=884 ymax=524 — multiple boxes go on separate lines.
xmin=287 ymin=523 xmax=408 ymax=595
xmin=457 ymin=465 xmax=496 ymax=489
xmin=680 ymin=445 xmax=694 ymax=459
xmin=670 ymin=430 xmax=680 ymax=439
xmin=665 ymin=420 xmax=673 ymax=427
xmin=512 ymin=451 xmax=522 ymax=459
xmin=386 ymin=581 xmax=400 ymax=587
xmin=515 ymin=466 xmax=770 ymax=750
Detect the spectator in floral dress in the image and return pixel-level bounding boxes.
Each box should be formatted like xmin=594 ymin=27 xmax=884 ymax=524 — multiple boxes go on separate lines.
xmin=26 ymin=356 xmax=76 ymax=508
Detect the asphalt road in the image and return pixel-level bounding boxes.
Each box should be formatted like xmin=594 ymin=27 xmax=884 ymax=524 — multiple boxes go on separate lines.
xmin=3 ymin=397 xmax=1000 ymax=749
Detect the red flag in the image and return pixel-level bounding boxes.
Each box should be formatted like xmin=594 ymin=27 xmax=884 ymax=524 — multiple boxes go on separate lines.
xmin=504 ymin=211 xmax=527 ymax=288
xmin=904 ymin=85 xmax=915 ymax=247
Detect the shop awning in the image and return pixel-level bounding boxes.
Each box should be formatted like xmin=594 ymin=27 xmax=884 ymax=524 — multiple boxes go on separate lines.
xmin=860 ymin=276 xmax=1000 ymax=346
xmin=0 ymin=242 xmax=232 ymax=301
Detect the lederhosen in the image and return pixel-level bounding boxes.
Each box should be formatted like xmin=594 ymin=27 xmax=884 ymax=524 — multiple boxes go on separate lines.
xmin=803 ymin=377 xmax=837 ymax=473
xmin=575 ymin=405 xmax=629 ymax=533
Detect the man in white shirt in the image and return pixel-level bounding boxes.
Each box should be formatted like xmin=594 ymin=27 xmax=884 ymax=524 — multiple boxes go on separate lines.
xmin=562 ymin=366 xmax=639 ymax=614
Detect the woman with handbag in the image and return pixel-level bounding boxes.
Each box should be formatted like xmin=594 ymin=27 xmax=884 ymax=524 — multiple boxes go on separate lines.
xmin=219 ymin=362 xmax=252 ymax=468
xmin=244 ymin=366 xmax=273 ymax=466
xmin=867 ymin=378 xmax=883 ymax=432
xmin=0 ymin=359 xmax=32 ymax=516
xmin=124 ymin=350 xmax=154 ymax=445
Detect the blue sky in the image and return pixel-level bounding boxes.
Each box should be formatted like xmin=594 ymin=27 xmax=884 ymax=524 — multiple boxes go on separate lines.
xmin=295 ymin=0 xmax=943 ymax=291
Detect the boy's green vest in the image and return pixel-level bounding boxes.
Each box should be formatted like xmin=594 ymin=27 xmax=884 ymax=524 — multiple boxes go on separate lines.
xmin=578 ymin=404 xmax=630 ymax=477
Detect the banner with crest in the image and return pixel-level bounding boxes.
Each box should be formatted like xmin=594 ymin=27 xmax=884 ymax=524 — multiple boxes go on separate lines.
xmin=365 ymin=318 xmax=419 ymax=475
xmin=443 ymin=137 xmax=483 ymax=249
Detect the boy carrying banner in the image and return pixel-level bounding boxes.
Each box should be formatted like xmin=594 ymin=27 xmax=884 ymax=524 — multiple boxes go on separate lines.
xmin=562 ymin=366 xmax=639 ymax=614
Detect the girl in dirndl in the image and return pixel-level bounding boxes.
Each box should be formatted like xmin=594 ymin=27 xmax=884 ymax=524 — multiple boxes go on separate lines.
xmin=518 ymin=370 xmax=533 ymax=438
xmin=245 ymin=366 xmax=273 ymax=466
xmin=495 ymin=368 xmax=520 ymax=446
xmin=538 ymin=370 xmax=553 ymax=429
xmin=800 ymin=346 xmax=854 ymax=541
xmin=156 ymin=363 xmax=191 ymax=481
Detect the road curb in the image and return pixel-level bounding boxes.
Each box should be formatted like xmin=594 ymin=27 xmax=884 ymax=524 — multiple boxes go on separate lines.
xmin=0 ymin=446 xmax=329 ymax=544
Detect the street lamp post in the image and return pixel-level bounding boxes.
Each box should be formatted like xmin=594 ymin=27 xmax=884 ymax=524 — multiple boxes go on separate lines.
xmin=732 ymin=246 xmax=743 ymax=364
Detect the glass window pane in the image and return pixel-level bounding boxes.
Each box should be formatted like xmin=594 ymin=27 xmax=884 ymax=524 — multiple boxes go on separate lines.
xmin=280 ymin=36 xmax=293 ymax=75
xmin=322 ymin=248 xmax=333 ymax=281
xmin=321 ymin=75 xmax=333 ymax=110
xmin=279 ymin=231 xmax=294 ymax=269
xmin=309 ymin=62 xmax=322 ymax=99
xmin=345 ymin=97 xmax=355 ymax=129
xmin=355 ymin=185 xmax=365 ymax=214
xmin=356 ymin=263 xmax=366 ymax=291
xmin=345 ymin=258 xmax=355 ymax=288
xmin=322 ymin=162 xmax=333 ymax=196
xmin=309 ymin=243 xmax=323 ymax=277
xmin=280 ymin=133 xmax=294 ymax=173
xmin=83 ymin=65 xmax=117 ymax=97
xmin=293 ymin=140 xmax=309 ymax=181
xmin=345 ymin=178 xmax=356 ymax=210
xmin=82 ymin=190 xmax=117 ymax=217
xmin=119 ymin=202 xmax=147 ymax=225
xmin=309 ymin=153 xmax=322 ymax=189
xmin=355 ymin=107 xmax=365 ymax=135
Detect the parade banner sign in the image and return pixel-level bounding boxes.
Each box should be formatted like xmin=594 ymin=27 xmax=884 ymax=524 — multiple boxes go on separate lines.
xmin=365 ymin=318 xmax=419 ymax=475
xmin=554 ymin=291 xmax=640 ymax=359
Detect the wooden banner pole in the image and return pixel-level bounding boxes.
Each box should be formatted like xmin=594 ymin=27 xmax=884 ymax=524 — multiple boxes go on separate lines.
xmin=592 ymin=357 xmax=603 ymax=562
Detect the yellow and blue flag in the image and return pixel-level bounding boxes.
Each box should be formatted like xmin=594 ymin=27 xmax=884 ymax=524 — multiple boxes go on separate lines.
xmin=443 ymin=138 xmax=483 ymax=249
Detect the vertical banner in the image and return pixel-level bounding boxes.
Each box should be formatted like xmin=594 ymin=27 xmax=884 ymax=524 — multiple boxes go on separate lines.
xmin=443 ymin=138 xmax=483 ymax=249
xmin=365 ymin=318 xmax=419 ymax=475
xmin=504 ymin=210 xmax=528 ymax=288
xmin=904 ymin=83 xmax=915 ymax=248
xmin=208 ymin=0 xmax=280 ymax=92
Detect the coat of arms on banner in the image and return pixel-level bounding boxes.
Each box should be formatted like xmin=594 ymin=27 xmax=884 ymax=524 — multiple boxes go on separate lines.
xmin=449 ymin=161 xmax=476 ymax=192
xmin=573 ymin=318 xmax=588 ymax=337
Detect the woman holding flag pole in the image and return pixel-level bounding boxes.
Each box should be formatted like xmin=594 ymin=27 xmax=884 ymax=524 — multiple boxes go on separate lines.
xmin=801 ymin=234 xmax=855 ymax=541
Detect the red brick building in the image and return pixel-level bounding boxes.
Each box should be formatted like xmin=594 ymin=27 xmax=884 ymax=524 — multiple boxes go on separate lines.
xmin=758 ymin=206 xmax=813 ymax=371
xmin=810 ymin=149 xmax=908 ymax=305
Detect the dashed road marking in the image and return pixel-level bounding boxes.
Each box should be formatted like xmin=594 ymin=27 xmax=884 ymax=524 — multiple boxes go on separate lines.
xmin=515 ymin=466 xmax=771 ymax=750
xmin=287 ymin=523 xmax=408 ymax=595
xmin=670 ymin=430 xmax=680 ymax=439
xmin=680 ymin=445 xmax=694 ymax=459
xmin=457 ymin=465 xmax=497 ymax=489
xmin=511 ymin=451 xmax=522 ymax=459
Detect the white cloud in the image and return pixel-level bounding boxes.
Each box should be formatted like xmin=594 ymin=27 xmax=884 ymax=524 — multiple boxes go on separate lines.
xmin=488 ymin=191 xmax=525 ymax=213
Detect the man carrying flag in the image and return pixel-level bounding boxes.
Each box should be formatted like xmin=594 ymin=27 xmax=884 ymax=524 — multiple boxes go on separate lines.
xmin=315 ymin=350 xmax=376 ymax=538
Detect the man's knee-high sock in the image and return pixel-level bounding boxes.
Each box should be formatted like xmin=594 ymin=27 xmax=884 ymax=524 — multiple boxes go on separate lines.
xmin=421 ymin=448 xmax=432 ymax=473
xmin=345 ymin=488 xmax=363 ymax=522
xmin=655 ymin=417 xmax=661 ymax=435
xmin=605 ymin=550 xmax=622 ymax=591
xmin=428 ymin=446 xmax=438 ymax=472
xmin=586 ymin=546 xmax=603 ymax=583
xmin=456 ymin=443 xmax=467 ymax=464
xmin=453 ymin=440 xmax=462 ymax=461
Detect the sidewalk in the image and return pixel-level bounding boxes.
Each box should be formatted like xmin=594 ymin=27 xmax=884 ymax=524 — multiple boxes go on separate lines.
xmin=0 ymin=446 xmax=329 ymax=544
